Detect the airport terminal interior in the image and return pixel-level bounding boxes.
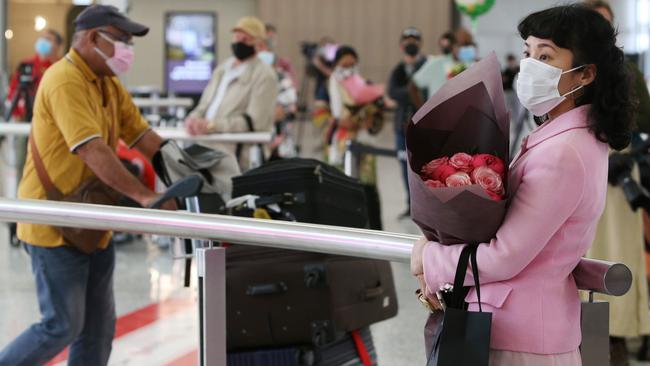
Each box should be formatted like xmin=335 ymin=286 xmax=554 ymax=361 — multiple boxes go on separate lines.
xmin=0 ymin=0 xmax=649 ymax=365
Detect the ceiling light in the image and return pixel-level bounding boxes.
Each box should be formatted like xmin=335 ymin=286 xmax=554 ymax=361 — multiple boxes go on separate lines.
xmin=34 ymin=16 xmax=47 ymax=32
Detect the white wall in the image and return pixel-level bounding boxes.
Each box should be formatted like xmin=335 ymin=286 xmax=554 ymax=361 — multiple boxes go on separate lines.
xmin=123 ymin=0 xmax=256 ymax=91
xmin=461 ymin=0 xmax=649 ymax=75
xmin=98 ymin=0 xmax=128 ymax=12
xmin=460 ymin=0 xmax=567 ymax=66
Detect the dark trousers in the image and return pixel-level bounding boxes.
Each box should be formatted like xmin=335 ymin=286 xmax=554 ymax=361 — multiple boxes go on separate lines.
xmin=0 ymin=243 xmax=116 ymax=366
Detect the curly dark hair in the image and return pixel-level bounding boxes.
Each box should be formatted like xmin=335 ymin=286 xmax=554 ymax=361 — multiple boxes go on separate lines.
xmin=518 ymin=4 xmax=635 ymax=151
xmin=334 ymin=45 xmax=358 ymax=66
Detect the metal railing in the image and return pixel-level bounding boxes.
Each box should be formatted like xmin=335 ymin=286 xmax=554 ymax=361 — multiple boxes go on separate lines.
xmin=0 ymin=198 xmax=414 ymax=261
xmin=0 ymin=122 xmax=273 ymax=144
xmin=0 ymin=198 xmax=631 ymax=365
xmin=132 ymin=97 xmax=194 ymax=109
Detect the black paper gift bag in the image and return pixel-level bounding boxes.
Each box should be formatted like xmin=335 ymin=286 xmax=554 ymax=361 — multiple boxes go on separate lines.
xmin=427 ymin=244 xmax=492 ymax=366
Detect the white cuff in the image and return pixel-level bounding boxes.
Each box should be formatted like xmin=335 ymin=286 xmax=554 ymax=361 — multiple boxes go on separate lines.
xmin=70 ymin=135 xmax=101 ymax=153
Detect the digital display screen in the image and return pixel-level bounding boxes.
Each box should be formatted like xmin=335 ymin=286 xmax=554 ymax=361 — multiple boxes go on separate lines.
xmin=165 ymin=12 xmax=216 ymax=95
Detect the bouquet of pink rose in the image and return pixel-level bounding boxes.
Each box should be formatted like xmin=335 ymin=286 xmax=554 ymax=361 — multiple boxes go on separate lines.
xmin=407 ymin=52 xmax=510 ymax=245
xmin=421 ymin=153 xmax=506 ymax=201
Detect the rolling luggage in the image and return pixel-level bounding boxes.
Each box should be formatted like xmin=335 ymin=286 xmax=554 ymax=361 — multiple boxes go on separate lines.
xmin=227 ymin=158 xmax=397 ymax=351
xmin=226 ymin=246 xmax=397 ymax=350
xmin=227 ymin=327 xmax=377 ymax=366
xmin=231 ymin=158 xmax=368 ymax=228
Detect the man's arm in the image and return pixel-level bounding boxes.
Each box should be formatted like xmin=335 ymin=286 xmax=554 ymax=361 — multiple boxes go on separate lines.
xmin=387 ymin=65 xmax=412 ymax=104
xmin=76 ymin=138 xmax=166 ymax=208
xmin=132 ymin=129 xmax=164 ymax=161
xmin=312 ymin=56 xmax=332 ymax=77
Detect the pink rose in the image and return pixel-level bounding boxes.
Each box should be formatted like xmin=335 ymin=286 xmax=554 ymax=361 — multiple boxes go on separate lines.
xmin=432 ymin=164 xmax=457 ymax=182
xmin=449 ymin=153 xmax=474 ymax=173
xmin=471 ymin=166 xmax=504 ymax=196
xmin=445 ymin=172 xmax=472 ymax=187
xmin=425 ymin=180 xmax=446 ymax=189
xmin=421 ymin=157 xmax=449 ymax=179
xmin=472 ymin=154 xmax=506 ymax=176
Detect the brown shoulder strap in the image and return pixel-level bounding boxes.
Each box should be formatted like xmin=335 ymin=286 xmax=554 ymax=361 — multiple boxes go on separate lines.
xmin=102 ymin=78 xmax=116 ymax=147
xmin=29 ymin=130 xmax=63 ymax=200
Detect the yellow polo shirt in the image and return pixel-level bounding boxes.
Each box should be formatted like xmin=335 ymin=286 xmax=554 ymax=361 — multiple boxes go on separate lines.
xmin=17 ymin=49 xmax=150 ymax=248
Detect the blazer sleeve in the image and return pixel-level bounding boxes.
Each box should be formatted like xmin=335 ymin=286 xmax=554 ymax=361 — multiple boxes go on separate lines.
xmin=422 ymin=142 xmax=587 ymax=290
xmin=189 ymin=66 xmax=222 ymax=119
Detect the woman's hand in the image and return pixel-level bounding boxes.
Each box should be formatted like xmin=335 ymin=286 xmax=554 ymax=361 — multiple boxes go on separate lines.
xmin=411 ymin=236 xmax=428 ymax=276
xmin=412 ymin=238 xmax=444 ymax=312
xmin=416 ymin=274 xmax=444 ymax=312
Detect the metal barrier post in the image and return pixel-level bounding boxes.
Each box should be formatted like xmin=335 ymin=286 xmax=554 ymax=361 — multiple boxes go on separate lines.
xmin=197 ymin=244 xmax=226 ymax=366
xmin=344 ymin=140 xmax=361 ymax=179
xmin=580 ymin=292 xmax=609 ymax=366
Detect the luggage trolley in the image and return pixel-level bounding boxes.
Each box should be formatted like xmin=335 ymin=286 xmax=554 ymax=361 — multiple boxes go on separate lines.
xmin=147 ymin=174 xmax=227 ymax=366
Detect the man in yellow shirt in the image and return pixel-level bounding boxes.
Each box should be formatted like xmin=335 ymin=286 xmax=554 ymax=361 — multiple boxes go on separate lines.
xmin=0 ymin=5 xmax=173 ymax=365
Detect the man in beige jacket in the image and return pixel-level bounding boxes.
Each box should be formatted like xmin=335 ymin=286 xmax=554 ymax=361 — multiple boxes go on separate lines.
xmin=185 ymin=16 xmax=277 ymax=169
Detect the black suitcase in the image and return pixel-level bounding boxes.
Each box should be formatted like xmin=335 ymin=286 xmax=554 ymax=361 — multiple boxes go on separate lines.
xmin=227 ymin=327 xmax=377 ymax=366
xmin=231 ymin=158 xmax=368 ymax=228
xmin=226 ymin=245 xmax=398 ymax=350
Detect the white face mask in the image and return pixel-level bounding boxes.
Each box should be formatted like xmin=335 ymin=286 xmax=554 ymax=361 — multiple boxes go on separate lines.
xmin=257 ymin=50 xmax=275 ymax=66
xmin=335 ymin=66 xmax=357 ymax=80
xmin=516 ymin=58 xmax=585 ymax=117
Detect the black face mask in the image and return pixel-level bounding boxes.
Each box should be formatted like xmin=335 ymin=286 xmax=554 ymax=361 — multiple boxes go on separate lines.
xmin=231 ymin=42 xmax=256 ymax=60
xmin=404 ymin=43 xmax=420 ymax=57
xmin=441 ymin=46 xmax=453 ymax=55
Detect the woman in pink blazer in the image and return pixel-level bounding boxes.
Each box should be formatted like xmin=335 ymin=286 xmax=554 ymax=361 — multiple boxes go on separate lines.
xmin=411 ymin=5 xmax=636 ymax=365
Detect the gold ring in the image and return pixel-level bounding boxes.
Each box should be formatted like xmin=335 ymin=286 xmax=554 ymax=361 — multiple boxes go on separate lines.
xmin=416 ymin=289 xmax=436 ymax=312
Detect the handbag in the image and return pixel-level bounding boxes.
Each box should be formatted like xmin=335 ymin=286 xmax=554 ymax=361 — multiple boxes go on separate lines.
xmin=29 ymin=129 xmax=121 ymax=254
xmin=427 ymin=244 xmax=492 ymax=366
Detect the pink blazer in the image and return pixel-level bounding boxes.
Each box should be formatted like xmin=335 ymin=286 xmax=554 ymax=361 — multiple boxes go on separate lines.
xmin=422 ymin=104 xmax=609 ymax=354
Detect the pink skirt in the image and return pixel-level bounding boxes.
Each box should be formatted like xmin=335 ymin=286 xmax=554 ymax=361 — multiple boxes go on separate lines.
xmin=489 ymin=349 xmax=581 ymax=366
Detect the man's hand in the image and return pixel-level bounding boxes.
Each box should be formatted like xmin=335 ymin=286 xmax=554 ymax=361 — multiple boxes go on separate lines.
xmin=185 ymin=117 xmax=211 ymax=136
xmin=77 ymin=139 xmax=162 ymax=208
xmin=141 ymin=193 xmax=178 ymax=211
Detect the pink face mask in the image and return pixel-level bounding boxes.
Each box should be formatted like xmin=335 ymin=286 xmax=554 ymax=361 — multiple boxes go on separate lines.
xmin=95 ymin=32 xmax=135 ymax=75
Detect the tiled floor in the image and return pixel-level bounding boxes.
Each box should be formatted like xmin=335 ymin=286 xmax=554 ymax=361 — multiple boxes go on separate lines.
xmin=1 ymin=121 xmax=649 ymax=365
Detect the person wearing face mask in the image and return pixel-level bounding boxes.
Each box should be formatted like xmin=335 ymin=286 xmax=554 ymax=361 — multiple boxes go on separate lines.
xmin=5 ymin=29 xmax=64 ymax=236
xmin=445 ymin=33 xmax=478 ymax=79
xmin=412 ymin=31 xmax=458 ymax=98
xmin=185 ymin=16 xmax=277 ymax=170
xmin=265 ymin=23 xmax=296 ymax=86
xmin=256 ymin=36 xmax=298 ymax=159
xmin=582 ymin=1 xmax=650 ymax=364
xmin=411 ymin=5 xmax=634 ymax=365
xmin=0 ymin=6 xmax=176 ymax=366
xmin=387 ymin=27 xmax=427 ymax=218
xmin=6 ymin=29 xmax=64 ymax=120
xmin=327 ymin=45 xmax=384 ymax=229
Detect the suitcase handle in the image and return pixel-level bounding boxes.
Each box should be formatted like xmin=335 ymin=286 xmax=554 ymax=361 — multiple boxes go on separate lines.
xmin=246 ymin=282 xmax=288 ymax=296
xmin=364 ymin=285 xmax=384 ymax=300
